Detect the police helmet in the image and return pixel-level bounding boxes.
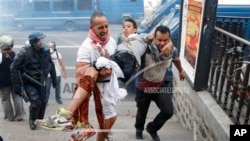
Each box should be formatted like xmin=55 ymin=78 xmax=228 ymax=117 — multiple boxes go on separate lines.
xmin=48 ymin=41 xmax=56 ymax=49
xmin=0 ymin=35 xmax=14 ymax=50
xmin=28 ymin=31 xmax=46 ymax=44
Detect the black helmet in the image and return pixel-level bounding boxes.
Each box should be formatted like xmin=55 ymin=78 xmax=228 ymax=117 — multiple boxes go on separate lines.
xmin=0 ymin=35 xmax=14 ymax=50
xmin=48 ymin=41 xmax=56 ymax=49
xmin=28 ymin=31 xmax=46 ymax=44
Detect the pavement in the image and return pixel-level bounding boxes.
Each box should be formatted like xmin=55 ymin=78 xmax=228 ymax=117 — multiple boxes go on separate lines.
xmin=0 ymin=94 xmax=195 ymax=141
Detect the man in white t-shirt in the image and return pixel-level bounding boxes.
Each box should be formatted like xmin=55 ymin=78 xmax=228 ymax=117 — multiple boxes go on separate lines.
xmin=38 ymin=13 xmax=117 ymax=141
xmin=73 ymin=12 xmax=117 ymax=141
xmin=46 ymin=41 xmax=67 ymax=104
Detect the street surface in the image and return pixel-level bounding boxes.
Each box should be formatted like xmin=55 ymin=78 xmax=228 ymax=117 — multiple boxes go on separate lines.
xmin=0 ymin=98 xmax=195 ymax=141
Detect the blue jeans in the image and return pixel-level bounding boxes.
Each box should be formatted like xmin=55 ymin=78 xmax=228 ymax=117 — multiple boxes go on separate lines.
xmin=45 ymin=76 xmax=61 ymax=103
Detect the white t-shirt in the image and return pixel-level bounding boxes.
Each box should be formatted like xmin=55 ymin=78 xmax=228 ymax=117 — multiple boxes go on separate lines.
xmin=76 ymin=37 xmax=117 ymax=64
xmin=50 ymin=51 xmax=62 ymax=76
xmin=76 ymin=36 xmax=117 ymax=105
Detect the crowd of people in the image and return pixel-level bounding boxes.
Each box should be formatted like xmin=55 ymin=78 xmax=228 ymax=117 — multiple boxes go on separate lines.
xmin=0 ymin=12 xmax=185 ymax=141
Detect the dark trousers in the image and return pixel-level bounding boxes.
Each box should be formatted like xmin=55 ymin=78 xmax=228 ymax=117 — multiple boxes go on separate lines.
xmin=110 ymin=51 xmax=136 ymax=82
xmin=24 ymin=82 xmax=46 ymax=119
xmin=135 ymin=82 xmax=174 ymax=133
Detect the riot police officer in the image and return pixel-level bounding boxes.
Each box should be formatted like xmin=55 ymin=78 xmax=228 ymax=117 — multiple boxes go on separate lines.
xmin=10 ymin=31 xmax=57 ymax=130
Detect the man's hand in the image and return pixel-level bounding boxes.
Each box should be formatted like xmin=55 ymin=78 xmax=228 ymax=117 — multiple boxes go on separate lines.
xmin=179 ymin=72 xmax=186 ymax=81
xmin=145 ymin=34 xmax=154 ymax=43
xmin=52 ymin=79 xmax=57 ymax=88
xmin=12 ymin=84 xmax=22 ymax=95
xmin=160 ymin=40 xmax=173 ymax=56
xmin=84 ymin=67 xmax=99 ymax=81
xmin=97 ymin=68 xmax=112 ymax=81
xmin=62 ymin=73 xmax=67 ymax=79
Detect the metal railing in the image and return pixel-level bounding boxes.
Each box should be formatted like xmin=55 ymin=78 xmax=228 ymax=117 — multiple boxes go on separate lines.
xmin=208 ymin=17 xmax=250 ymax=125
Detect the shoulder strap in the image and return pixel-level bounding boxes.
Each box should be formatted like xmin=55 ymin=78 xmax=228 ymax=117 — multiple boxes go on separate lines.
xmin=55 ymin=50 xmax=59 ymax=59
xmin=53 ymin=47 xmax=59 ymax=59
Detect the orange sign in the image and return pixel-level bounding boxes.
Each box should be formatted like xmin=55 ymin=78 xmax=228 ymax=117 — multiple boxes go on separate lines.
xmin=184 ymin=0 xmax=203 ymax=69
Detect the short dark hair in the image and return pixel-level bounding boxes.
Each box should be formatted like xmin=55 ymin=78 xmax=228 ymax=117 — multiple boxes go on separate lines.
xmin=90 ymin=12 xmax=106 ymax=25
xmin=123 ymin=18 xmax=137 ymax=29
xmin=154 ymin=25 xmax=171 ymax=37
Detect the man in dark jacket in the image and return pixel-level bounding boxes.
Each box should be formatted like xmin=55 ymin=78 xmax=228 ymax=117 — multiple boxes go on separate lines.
xmin=0 ymin=35 xmax=25 ymax=121
xmin=10 ymin=31 xmax=57 ymax=130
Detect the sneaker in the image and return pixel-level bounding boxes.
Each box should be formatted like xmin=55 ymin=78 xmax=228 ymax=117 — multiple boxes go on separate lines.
xmin=35 ymin=114 xmax=73 ymax=129
xmin=56 ymin=108 xmax=72 ymax=119
xmin=75 ymin=121 xmax=84 ymax=129
xmin=62 ymin=122 xmax=75 ymax=131
xmin=70 ymin=124 xmax=96 ymax=141
xmin=146 ymin=128 xmax=160 ymax=141
xmin=107 ymin=132 xmax=113 ymax=141
xmin=57 ymin=100 xmax=63 ymax=104
xmin=136 ymin=130 xmax=143 ymax=139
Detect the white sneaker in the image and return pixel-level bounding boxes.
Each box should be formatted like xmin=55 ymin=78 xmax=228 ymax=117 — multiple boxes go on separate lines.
xmin=107 ymin=132 xmax=113 ymax=141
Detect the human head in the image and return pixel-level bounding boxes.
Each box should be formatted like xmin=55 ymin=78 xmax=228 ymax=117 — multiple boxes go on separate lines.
xmin=28 ymin=31 xmax=46 ymax=50
xmin=47 ymin=41 xmax=56 ymax=53
xmin=0 ymin=35 xmax=14 ymax=50
xmin=122 ymin=18 xmax=137 ymax=37
xmin=90 ymin=12 xmax=109 ymax=41
xmin=154 ymin=25 xmax=171 ymax=50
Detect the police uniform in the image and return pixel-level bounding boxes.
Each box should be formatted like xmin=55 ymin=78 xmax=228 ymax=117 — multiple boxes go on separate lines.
xmin=10 ymin=32 xmax=57 ymax=130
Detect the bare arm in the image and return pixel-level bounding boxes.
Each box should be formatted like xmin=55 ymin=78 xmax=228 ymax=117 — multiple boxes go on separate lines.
xmin=75 ymin=48 xmax=111 ymax=81
xmin=76 ymin=62 xmax=89 ymax=69
xmin=173 ymin=58 xmax=185 ymax=81
xmin=160 ymin=40 xmax=173 ymax=56
xmin=75 ymin=62 xmax=89 ymax=80
xmin=58 ymin=58 xmax=67 ymax=79
xmin=144 ymin=34 xmax=173 ymax=56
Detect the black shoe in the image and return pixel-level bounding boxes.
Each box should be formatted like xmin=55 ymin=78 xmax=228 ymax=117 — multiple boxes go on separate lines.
xmin=146 ymin=128 xmax=160 ymax=141
xmin=29 ymin=120 xmax=37 ymax=130
xmin=136 ymin=130 xmax=143 ymax=139
xmin=16 ymin=118 xmax=24 ymax=122
xmin=57 ymin=100 xmax=63 ymax=104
